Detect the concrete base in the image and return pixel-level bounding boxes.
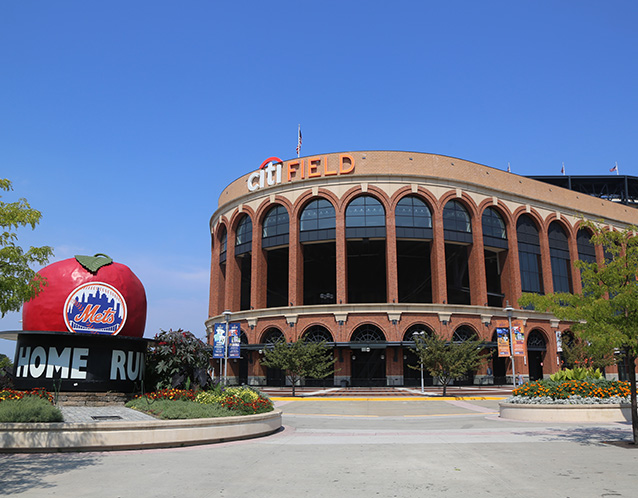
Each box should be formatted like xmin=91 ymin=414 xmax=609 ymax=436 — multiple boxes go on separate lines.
xmin=499 ymin=403 xmax=632 ymax=423
xmin=0 ymin=410 xmax=282 ymax=452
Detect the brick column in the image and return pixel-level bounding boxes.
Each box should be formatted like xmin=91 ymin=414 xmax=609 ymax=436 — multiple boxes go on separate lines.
xmin=469 ymin=218 xmax=487 ymax=306
xmin=386 ymin=212 xmax=398 ymax=303
xmin=224 ymin=229 xmax=240 ymax=311
xmin=251 ymin=219 xmax=267 ymax=310
xmin=539 ymin=228 xmax=554 ymax=295
xmin=336 ymin=208 xmax=347 ymax=304
xmin=288 ymin=214 xmax=303 ymax=306
xmin=209 ymin=234 xmax=225 ymax=317
xmin=431 ymin=208 xmax=447 ymax=304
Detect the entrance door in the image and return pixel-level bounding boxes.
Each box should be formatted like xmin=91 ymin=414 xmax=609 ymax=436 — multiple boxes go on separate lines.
xmin=351 ymin=349 xmax=386 ymax=387
xmin=527 ymin=330 xmax=547 ymax=381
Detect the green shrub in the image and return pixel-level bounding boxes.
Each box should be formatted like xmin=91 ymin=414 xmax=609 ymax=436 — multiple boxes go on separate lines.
xmin=145 ymin=329 xmax=213 ymax=391
xmin=550 ymin=367 xmax=603 ymax=381
xmin=0 ymin=396 xmax=63 ymax=423
xmin=126 ymin=398 xmax=236 ymax=419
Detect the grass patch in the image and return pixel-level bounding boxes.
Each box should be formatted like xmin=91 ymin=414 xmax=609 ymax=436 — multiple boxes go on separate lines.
xmin=0 ymin=396 xmax=63 ymax=423
xmin=126 ymin=398 xmax=237 ymax=419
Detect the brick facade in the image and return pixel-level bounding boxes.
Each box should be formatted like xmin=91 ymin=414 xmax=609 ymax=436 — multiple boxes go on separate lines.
xmin=207 ymin=152 xmax=637 ymax=386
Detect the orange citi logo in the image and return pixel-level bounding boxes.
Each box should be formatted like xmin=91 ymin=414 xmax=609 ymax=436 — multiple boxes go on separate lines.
xmin=247 ymin=154 xmax=355 ymax=192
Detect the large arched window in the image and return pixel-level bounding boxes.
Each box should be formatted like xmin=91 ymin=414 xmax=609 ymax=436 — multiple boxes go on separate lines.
xmin=300 ymin=199 xmax=337 ymax=305
xmin=262 ymin=205 xmax=289 ymax=308
xmin=482 ymin=207 xmax=508 ymax=307
xmin=346 ymin=195 xmax=386 ymax=238
xmin=443 ymin=200 xmax=472 ymax=305
xmin=300 ymin=199 xmax=336 ymax=242
xmin=402 ymin=324 xmax=434 ymax=342
xmin=517 ymin=215 xmax=543 ymax=294
xmin=548 ymin=222 xmax=572 ymax=293
xmin=350 ymin=324 xmax=386 ymax=343
xmin=234 ymin=216 xmax=252 ymax=311
xmin=443 ymin=200 xmax=472 ymax=241
xmin=396 ymin=196 xmax=433 ymax=304
xmin=395 ymin=196 xmax=432 ymax=238
xmin=235 ymin=215 xmax=252 ymax=255
xmin=346 ymin=196 xmax=387 ymax=303
xmin=453 ymin=326 xmax=478 ymax=343
xmin=577 ymin=229 xmax=596 ymax=264
xmin=262 ymin=205 xmax=289 ymax=248
xmin=219 ymin=225 xmax=227 ymax=264
xmin=262 ymin=328 xmax=285 ymax=345
xmin=302 ymin=325 xmax=334 ymax=343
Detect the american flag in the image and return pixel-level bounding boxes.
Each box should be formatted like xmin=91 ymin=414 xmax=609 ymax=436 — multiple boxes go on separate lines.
xmin=506 ymin=162 xmax=511 ymax=173
xmin=296 ymin=126 xmax=302 ymax=157
xmin=561 ymin=162 xmax=565 ymax=175
xmin=610 ymin=162 xmax=619 ymax=174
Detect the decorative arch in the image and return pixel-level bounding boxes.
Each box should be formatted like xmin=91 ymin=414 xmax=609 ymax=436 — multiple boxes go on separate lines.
xmin=402 ymin=324 xmax=434 ymax=341
xmin=261 ymin=327 xmax=285 ymax=344
xmin=302 ymin=325 xmax=334 ymax=343
xmin=350 ymin=324 xmax=386 ymax=343
xmin=452 ymin=325 xmax=478 ymax=342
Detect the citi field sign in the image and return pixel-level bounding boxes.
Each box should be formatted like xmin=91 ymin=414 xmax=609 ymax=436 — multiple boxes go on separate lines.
xmin=247 ymin=154 xmax=355 ymax=192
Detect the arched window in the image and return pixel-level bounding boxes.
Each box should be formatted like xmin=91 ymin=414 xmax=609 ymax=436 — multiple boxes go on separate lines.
xmin=235 ymin=216 xmax=252 ymax=255
xmin=219 ymin=226 xmax=227 ymax=264
xmin=403 ymin=324 xmax=433 ymax=342
xmin=302 ymin=325 xmax=334 ymax=343
xmin=350 ymin=325 xmax=386 ymax=343
xmin=346 ymin=195 xmax=387 ymax=303
xmin=395 ymin=196 xmax=432 ymax=238
xmin=262 ymin=328 xmax=285 ymax=345
xmin=548 ymin=222 xmax=572 ymax=293
xmin=262 ymin=205 xmax=289 ymax=248
xmin=443 ymin=200 xmax=472 ymax=242
xmin=443 ymin=200 xmax=472 ymax=305
xmin=453 ymin=326 xmax=477 ymax=343
xmin=482 ymin=207 xmax=508 ymax=307
xmin=482 ymin=208 xmax=507 ymax=248
xmin=517 ymin=215 xmax=543 ymax=294
xmin=577 ymin=229 xmax=596 ymax=264
xmin=300 ymin=199 xmax=336 ymax=242
xmin=346 ymin=195 xmax=386 ymax=238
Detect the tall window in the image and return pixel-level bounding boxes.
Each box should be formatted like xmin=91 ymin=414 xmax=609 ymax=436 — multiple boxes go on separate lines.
xmin=482 ymin=207 xmax=508 ymax=307
xmin=262 ymin=205 xmax=289 ymax=248
xmin=346 ymin=195 xmax=387 ymax=303
xmin=482 ymin=208 xmax=507 ymax=246
xmin=219 ymin=226 xmax=228 ymax=263
xmin=517 ymin=215 xmax=543 ymax=294
xmin=395 ymin=196 xmax=432 ymax=238
xmin=548 ymin=222 xmax=572 ymax=293
xmin=262 ymin=205 xmax=289 ymax=307
xmin=443 ymin=200 xmax=472 ymax=305
xmin=577 ymin=229 xmax=596 ymax=263
xmin=235 ymin=216 xmax=252 ymax=255
xmin=395 ymin=196 xmax=432 ymax=303
xmin=300 ymin=199 xmax=336 ymax=242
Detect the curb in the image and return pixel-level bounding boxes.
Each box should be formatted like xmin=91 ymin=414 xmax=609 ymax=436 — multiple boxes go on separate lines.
xmin=0 ymin=410 xmax=282 ymax=453
xmin=499 ymin=403 xmax=632 ymax=423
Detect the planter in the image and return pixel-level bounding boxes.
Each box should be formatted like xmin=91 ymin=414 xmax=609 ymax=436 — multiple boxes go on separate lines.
xmin=0 ymin=410 xmax=282 ymax=452
xmin=499 ymin=403 xmax=632 ymax=423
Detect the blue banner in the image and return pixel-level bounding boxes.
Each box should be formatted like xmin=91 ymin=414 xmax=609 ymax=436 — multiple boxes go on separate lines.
xmin=212 ymin=322 xmax=241 ymax=359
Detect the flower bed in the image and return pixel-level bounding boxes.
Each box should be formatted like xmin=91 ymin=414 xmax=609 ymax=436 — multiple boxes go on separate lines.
xmin=511 ymin=379 xmax=630 ymax=402
xmin=129 ymin=386 xmax=274 ymax=419
xmin=0 ymin=388 xmax=55 ymax=404
xmin=500 ymin=379 xmax=632 ymax=422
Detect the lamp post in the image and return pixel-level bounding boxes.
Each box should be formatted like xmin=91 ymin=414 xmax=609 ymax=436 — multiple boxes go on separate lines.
xmin=413 ymin=331 xmax=426 ymax=394
xmin=504 ymin=302 xmax=516 ymax=388
xmin=222 ymin=310 xmax=232 ymax=385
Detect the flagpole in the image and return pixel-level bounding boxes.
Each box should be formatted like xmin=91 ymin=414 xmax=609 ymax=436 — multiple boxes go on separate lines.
xmin=296 ymin=124 xmax=301 ymax=158
xmin=615 ymin=162 xmax=619 ymax=175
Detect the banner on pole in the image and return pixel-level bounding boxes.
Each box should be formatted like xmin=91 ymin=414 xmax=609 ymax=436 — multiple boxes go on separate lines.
xmin=495 ymin=322 xmax=511 ymax=357
xmin=512 ymin=320 xmax=526 ymax=356
xmin=212 ymin=322 xmax=241 ymax=359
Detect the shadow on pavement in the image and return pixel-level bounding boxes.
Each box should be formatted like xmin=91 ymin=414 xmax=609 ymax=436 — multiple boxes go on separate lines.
xmin=0 ymin=453 xmax=100 ymax=495
xmin=519 ymin=424 xmax=633 ymax=446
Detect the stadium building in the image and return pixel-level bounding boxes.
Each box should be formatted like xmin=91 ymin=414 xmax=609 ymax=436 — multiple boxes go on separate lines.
xmin=206 ymin=151 xmax=638 ymax=387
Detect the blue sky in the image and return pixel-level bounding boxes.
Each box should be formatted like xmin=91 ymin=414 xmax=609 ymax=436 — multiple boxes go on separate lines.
xmin=1 ymin=1 xmax=636 ymax=359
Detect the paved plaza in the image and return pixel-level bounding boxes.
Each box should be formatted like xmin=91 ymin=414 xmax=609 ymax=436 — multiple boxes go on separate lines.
xmin=1 ymin=395 xmax=636 ymax=497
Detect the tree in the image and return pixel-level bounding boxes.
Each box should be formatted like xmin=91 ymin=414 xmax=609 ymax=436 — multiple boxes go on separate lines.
xmin=519 ymin=221 xmax=638 ymax=444
xmin=411 ymin=333 xmax=486 ymax=396
xmin=145 ymin=329 xmax=214 ymax=391
xmin=0 ymin=179 xmax=53 ymax=316
xmin=261 ymin=338 xmax=336 ymax=396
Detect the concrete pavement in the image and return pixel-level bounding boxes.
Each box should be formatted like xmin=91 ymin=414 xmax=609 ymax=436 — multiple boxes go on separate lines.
xmin=1 ymin=396 xmax=636 ymax=497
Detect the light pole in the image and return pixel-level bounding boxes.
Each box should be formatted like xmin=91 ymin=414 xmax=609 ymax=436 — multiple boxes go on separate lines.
xmin=413 ymin=331 xmax=426 ymax=394
xmin=222 ymin=310 xmax=232 ymax=385
xmin=504 ymin=302 xmax=516 ymax=388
